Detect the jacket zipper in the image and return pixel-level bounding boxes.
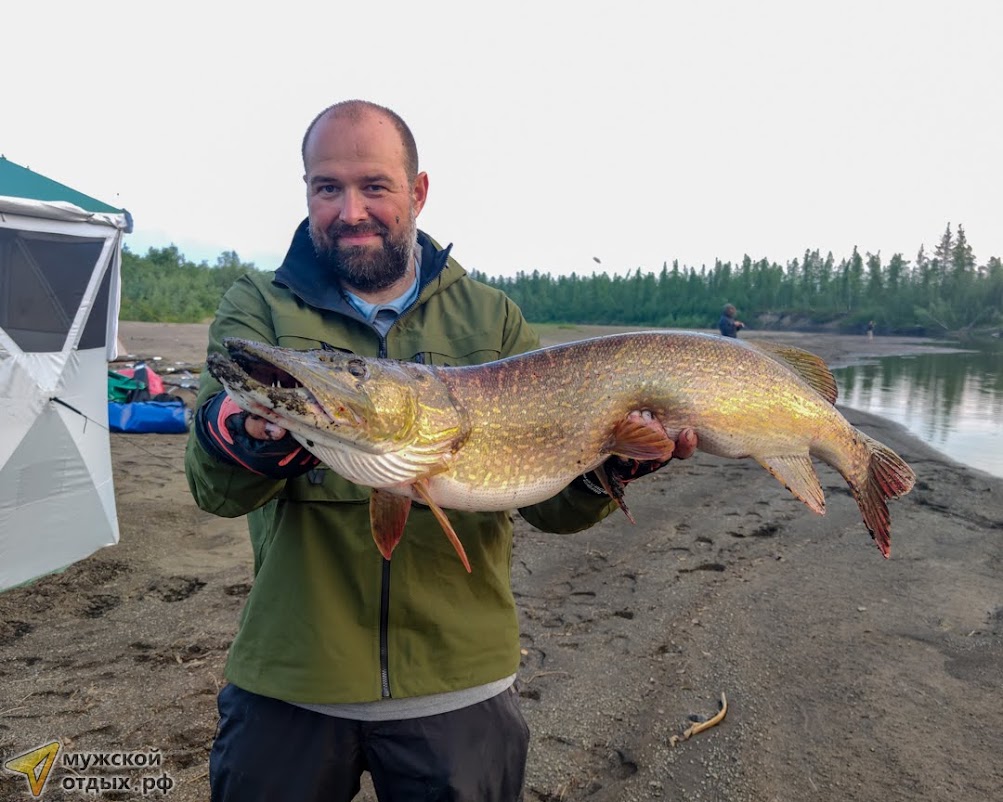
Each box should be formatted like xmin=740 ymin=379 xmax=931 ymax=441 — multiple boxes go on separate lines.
xmin=376 ymin=344 xmax=429 ymax=698
xmin=376 ymin=335 xmax=393 ymax=698
xmin=376 ymin=255 xmax=443 ymax=698
xmin=373 ymin=239 xmax=447 ymax=693
xmin=379 ymin=558 xmax=392 ymax=697
xmin=302 ymin=237 xmax=451 ymax=699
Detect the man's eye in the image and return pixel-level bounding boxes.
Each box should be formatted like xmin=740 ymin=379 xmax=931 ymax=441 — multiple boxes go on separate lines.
xmin=365 ymin=184 xmax=387 ymax=193
xmin=318 ymin=184 xmax=340 ymax=195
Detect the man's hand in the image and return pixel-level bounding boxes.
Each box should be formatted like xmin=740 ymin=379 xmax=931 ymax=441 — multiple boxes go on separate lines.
xmin=577 ymin=411 xmax=698 ymax=517
xmin=194 ymin=392 xmax=318 ymax=478
xmin=244 ymin=413 xmax=288 ymax=441
xmin=604 ymin=424 xmax=698 ymax=486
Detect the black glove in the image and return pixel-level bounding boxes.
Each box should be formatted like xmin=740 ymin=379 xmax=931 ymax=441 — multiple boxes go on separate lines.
xmin=604 ymin=456 xmax=670 ymax=484
xmin=194 ymin=392 xmax=319 ymax=478
xmin=574 ymin=456 xmax=673 ymax=523
xmin=575 ymin=421 xmax=700 ymax=521
xmin=576 ymin=456 xmax=669 ymax=496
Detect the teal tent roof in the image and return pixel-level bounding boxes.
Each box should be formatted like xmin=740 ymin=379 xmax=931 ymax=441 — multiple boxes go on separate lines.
xmin=0 ymin=155 xmax=123 ymax=214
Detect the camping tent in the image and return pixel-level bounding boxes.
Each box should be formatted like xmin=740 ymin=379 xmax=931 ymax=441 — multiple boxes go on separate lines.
xmin=0 ymin=156 xmax=131 ymax=591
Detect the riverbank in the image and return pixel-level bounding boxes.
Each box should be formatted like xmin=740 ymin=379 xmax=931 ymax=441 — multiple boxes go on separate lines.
xmin=533 ymin=322 xmax=971 ymax=367
xmin=113 ymin=321 xmax=971 ymax=370
xmin=1 ymin=322 xmax=999 ymax=802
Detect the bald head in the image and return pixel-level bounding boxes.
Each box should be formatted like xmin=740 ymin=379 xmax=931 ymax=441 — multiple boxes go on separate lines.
xmin=302 ymin=100 xmax=419 ymax=181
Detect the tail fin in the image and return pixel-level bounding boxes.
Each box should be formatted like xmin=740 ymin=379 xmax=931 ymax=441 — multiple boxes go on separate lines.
xmin=851 ymin=434 xmax=917 ymax=558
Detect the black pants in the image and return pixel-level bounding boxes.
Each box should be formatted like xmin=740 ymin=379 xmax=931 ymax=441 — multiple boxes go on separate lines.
xmin=209 ymin=684 xmax=530 ymax=801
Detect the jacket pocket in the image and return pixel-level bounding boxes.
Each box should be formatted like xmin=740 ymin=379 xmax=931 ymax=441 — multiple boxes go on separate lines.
xmin=271 ymin=312 xmax=375 ymax=355
xmin=405 ymin=332 xmax=503 ymax=367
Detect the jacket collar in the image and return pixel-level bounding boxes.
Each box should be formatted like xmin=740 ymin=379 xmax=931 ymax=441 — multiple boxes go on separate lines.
xmin=273 ymin=219 xmax=453 ymax=314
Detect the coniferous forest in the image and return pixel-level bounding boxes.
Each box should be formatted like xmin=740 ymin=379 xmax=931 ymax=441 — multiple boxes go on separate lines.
xmin=120 ymin=247 xmax=253 ymax=324
xmin=121 ymin=224 xmax=1003 ymax=336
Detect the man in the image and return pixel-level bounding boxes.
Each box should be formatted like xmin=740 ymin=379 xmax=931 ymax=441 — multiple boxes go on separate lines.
xmin=186 ymin=100 xmax=696 ymax=801
xmin=718 ymin=303 xmax=745 ymax=338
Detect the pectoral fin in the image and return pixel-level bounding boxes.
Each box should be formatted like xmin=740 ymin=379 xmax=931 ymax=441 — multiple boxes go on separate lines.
xmin=413 ymin=479 xmax=472 ymax=573
xmin=756 ymin=455 xmax=826 ymax=514
xmin=604 ymin=413 xmax=677 ymax=462
xmin=595 ymin=412 xmax=674 ymax=523
xmin=370 ymin=488 xmax=412 ymax=561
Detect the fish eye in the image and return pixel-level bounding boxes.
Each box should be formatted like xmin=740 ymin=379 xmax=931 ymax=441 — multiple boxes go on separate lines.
xmin=347 ymin=359 xmax=368 ymax=379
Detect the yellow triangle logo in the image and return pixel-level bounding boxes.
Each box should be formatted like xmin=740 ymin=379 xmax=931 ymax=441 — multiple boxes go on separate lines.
xmin=4 ymin=741 xmax=61 ymax=797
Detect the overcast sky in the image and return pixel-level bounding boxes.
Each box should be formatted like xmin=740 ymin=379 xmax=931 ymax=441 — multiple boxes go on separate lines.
xmin=4 ymin=1 xmax=1000 ymax=279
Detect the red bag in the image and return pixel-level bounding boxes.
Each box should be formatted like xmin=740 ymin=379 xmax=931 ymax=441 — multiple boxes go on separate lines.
xmin=118 ymin=362 xmax=165 ymax=396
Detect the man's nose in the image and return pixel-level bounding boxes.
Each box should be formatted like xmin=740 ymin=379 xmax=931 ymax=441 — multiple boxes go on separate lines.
xmin=339 ymin=189 xmax=369 ymax=225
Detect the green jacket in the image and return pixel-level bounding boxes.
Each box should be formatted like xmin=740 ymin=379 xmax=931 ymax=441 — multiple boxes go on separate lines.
xmin=185 ymin=223 xmax=615 ymax=703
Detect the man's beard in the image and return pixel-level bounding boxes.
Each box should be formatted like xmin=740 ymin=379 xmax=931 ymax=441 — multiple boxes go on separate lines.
xmin=309 ymin=215 xmax=416 ymax=294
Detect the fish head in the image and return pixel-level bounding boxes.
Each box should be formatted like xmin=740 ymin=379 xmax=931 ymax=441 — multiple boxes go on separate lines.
xmin=206 ymin=338 xmax=465 ymax=458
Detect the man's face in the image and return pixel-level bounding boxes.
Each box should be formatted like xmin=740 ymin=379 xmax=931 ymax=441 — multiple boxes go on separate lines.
xmin=304 ymin=111 xmax=428 ymax=294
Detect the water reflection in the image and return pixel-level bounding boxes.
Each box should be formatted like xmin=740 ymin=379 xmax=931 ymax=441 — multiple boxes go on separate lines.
xmin=835 ymin=345 xmax=1003 ymax=479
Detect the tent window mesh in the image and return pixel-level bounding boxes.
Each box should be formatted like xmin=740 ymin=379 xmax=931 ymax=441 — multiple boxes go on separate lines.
xmin=79 ymin=263 xmax=112 ymax=350
xmin=0 ymin=230 xmax=104 ymax=352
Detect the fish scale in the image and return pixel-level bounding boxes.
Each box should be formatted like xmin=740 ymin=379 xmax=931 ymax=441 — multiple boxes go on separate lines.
xmin=442 ymin=333 xmax=814 ymax=481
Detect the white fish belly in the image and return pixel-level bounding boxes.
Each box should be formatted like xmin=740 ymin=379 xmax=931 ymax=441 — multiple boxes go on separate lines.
xmin=419 ymin=473 xmax=576 ymax=512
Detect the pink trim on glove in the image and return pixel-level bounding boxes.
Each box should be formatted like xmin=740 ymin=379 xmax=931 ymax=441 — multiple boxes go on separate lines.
xmin=205 ymin=396 xmax=266 ymax=476
xmin=215 ymin=395 xmax=244 ymax=445
xmin=278 ymin=447 xmax=304 ymax=467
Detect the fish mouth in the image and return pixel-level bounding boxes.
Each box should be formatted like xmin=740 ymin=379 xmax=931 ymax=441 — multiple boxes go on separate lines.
xmin=205 ymin=339 xmax=365 ymax=431
xmin=210 ymin=348 xmax=301 ymax=392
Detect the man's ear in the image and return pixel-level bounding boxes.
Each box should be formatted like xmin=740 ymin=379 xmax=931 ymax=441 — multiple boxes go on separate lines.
xmin=412 ymin=172 xmax=429 ymax=216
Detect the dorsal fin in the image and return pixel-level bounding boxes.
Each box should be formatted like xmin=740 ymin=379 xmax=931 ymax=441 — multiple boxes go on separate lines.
xmin=746 ymin=341 xmax=839 ymax=404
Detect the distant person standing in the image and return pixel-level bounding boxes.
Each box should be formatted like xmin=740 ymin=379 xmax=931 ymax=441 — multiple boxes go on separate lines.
xmin=718 ymin=303 xmax=745 ymax=338
xmin=867 ymin=320 xmax=875 ymax=340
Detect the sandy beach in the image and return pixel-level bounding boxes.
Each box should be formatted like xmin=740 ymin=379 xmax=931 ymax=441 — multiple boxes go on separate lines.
xmin=2 ymin=322 xmax=1000 ymax=802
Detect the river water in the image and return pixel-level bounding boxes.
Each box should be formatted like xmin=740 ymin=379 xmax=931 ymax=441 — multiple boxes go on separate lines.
xmin=834 ymin=343 xmax=1003 ymax=479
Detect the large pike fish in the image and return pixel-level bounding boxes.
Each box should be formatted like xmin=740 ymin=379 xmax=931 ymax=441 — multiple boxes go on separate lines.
xmin=206 ymin=331 xmax=916 ymax=572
